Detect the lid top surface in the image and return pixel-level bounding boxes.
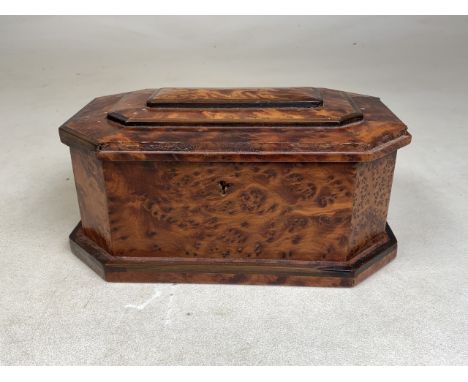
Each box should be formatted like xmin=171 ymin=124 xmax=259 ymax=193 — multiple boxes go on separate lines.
xmin=147 ymin=87 xmax=323 ymax=108
xmin=59 ymin=87 xmax=411 ymax=162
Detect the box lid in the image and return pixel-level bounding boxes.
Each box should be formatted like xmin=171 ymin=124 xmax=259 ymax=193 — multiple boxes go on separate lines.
xmin=59 ymin=87 xmax=411 ymax=162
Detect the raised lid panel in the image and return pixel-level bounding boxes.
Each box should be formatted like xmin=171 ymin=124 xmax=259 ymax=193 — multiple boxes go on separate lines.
xmin=107 ymin=87 xmax=363 ymax=127
xmin=147 ymin=87 xmax=323 ymax=108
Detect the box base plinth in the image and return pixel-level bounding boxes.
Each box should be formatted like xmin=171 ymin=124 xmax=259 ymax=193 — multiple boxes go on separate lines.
xmin=69 ymin=223 xmax=397 ymax=287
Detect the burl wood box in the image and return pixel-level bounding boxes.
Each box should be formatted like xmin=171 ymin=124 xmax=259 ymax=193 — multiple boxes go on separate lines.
xmin=59 ymin=87 xmax=411 ymax=287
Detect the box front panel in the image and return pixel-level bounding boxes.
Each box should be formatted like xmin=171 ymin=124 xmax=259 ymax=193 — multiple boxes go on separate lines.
xmin=103 ymin=161 xmax=355 ymax=262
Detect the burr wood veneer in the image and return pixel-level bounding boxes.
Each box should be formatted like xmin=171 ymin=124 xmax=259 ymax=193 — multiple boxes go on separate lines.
xmin=59 ymin=87 xmax=411 ymax=286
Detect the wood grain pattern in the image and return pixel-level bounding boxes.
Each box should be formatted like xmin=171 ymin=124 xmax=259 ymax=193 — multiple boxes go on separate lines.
xmin=60 ymin=86 xmax=411 ymax=286
xmin=349 ymin=152 xmax=397 ymax=258
xmin=59 ymin=87 xmax=411 ymax=162
xmin=147 ymin=87 xmax=323 ymax=108
xmin=69 ymin=222 xmax=397 ymax=287
xmin=108 ymin=88 xmax=361 ymax=126
xmin=103 ymin=161 xmax=355 ymax=261
xmin=70 ymin=148 xmax=111 ymax=251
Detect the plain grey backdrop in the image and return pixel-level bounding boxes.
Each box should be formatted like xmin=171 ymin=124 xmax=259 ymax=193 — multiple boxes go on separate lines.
xmin=0 ymin=16 xmax=467 ymax=365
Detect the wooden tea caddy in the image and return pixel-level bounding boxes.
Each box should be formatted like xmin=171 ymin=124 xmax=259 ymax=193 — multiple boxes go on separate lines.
xmin=59 ymin=87 xmax=411 ymax=287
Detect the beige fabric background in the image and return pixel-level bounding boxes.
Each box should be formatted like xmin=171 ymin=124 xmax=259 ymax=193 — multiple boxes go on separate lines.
xmin=0 ymin=16 xmax=467 ymax=365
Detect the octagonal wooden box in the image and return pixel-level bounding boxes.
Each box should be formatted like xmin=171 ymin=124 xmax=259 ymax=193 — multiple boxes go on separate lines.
xmin=59 ymin=87 xmax=411 ymax=287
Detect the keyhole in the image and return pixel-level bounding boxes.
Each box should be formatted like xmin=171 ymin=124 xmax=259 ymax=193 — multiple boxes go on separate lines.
xmin=218 ymin=180 xmax=231 ymax=195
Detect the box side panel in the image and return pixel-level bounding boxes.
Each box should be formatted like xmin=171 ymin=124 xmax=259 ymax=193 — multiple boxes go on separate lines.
xmin=70 ymin=148 xmax=112 ymax=251
xmin=349 ymin=152 xmax=396 ymax=259
xmin=103 ymin=161 xmax=355 ymax=262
